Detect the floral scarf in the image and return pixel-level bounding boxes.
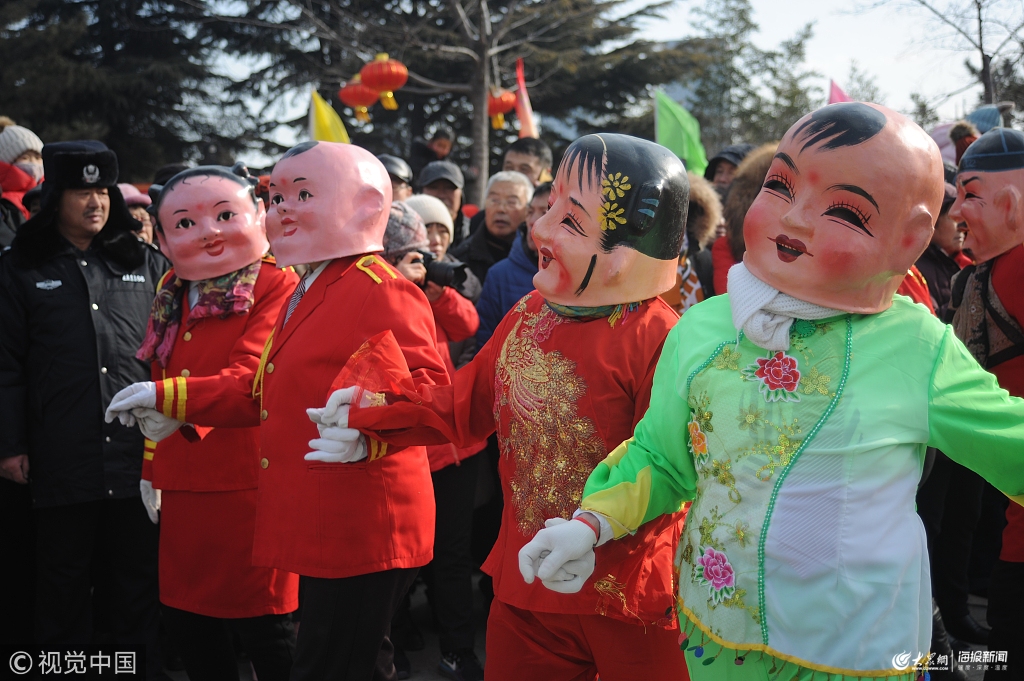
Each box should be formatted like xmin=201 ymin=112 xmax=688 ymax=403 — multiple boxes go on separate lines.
xmin=545 ymin=300 xmax=643 ymax=328
xmin=137 ymin=259 xmax=262 ymax=367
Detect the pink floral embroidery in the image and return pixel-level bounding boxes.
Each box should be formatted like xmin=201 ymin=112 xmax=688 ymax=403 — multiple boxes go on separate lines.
xmin=698 ymin=547 xmax=735 ymax=591
xmin=741 ymin=351 xmax=801 ymax=403
xmin=696 ymin=546 xmax=736 ymax=604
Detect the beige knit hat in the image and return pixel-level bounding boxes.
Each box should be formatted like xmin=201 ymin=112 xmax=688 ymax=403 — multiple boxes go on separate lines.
xmin=405 ymin=194 xmax=454 ymax=241
xmin=0 ymin=125 xmax=44 ymax=164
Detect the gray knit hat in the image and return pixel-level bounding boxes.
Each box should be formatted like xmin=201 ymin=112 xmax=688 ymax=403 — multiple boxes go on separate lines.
xmin=405 ymin=194 xmax=454 ymax=241
xmin=0 ymin=125 xmax=44 ymax=164
xmin=382 ymin=201 xmax=429 ymax=262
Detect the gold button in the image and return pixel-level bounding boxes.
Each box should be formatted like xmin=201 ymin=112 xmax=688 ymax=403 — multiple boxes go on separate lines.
xmin=183 ymin=332 xmax=192 ymax=341
xmin=181 ymin=369 xmax=190 ymax=378
xmin=266 ymin=362 xmax=274 ymax=374
xmin=261 ymin=409 xmax=268 ymax=421
xmin=260 ymin=457 xmax=269 ymax=469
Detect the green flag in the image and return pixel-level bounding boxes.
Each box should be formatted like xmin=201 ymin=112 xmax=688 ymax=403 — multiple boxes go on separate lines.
xmin=654 ymin=90 xmax=708 ymax=176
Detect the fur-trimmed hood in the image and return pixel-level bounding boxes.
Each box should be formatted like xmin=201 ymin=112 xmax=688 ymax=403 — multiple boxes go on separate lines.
xmin=723 ymin=142 xmax=778 ymax=263
xmin=685 ymin=172 xmax=722 ymax=253
xmin=11 ymin=185 xmax=144 ymax=270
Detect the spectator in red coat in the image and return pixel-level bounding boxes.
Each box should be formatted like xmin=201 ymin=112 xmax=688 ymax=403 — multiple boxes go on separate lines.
xmin=0 ymin=123 xmax=44 ymax=219
xmin=714 ymin=142 xmax=777 ymax=294
xmin=384 ymin=201 xmax=486 ymax=680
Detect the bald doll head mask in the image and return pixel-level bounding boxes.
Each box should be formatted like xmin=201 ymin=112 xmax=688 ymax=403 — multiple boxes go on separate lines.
xmin=743 ymin=102 xmax=944 ymax=313
xmin=266 ymin=141 xmax=392 ymax=268
xmin=949 ymin=127 xmax=1024 ymax=264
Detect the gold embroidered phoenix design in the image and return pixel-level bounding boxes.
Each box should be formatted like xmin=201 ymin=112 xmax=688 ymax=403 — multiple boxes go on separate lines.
xmin=495 ymin=305 xmax=606 ymax=535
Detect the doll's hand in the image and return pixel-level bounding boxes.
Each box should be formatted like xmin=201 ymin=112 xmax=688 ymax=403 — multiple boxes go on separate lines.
xmin=132 ymin=408 xmax=184 ymax=442
xmin=140 ymin=480 xmax=161 ymax=524
xmin=518 ymin=517 xmax=598 ymax=594
xmin=308 ymin=386 xmax=379 ymax=429
xmin=305 ymin=425 xmax=367 ymax=463
xmin=106 ymin=382 xmax=157 ymax=426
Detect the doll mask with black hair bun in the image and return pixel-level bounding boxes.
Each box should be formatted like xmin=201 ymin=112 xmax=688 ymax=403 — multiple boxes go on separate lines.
xmin=154 ymin=166 xmax=270 ymax=281
xmin=532 ymin=133 xmax=690 ymax=307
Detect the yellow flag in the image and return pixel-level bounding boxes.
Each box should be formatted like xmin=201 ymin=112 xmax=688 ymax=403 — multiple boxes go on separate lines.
xmin=308 ymin=90 xmax=350 ymax=143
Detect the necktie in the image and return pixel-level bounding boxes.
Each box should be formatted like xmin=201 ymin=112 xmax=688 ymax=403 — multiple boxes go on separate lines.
xmin=283 ymin=276 xmax=307 ymax=327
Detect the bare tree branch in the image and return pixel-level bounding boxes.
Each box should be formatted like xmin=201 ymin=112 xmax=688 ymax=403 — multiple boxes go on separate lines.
xmin=480 ymin=0 xmax=493 ymax=37
xmin=452 ymin=1 xmax=480 ymax=42
xmin=906 ymin=0 xmax=982 ymax=48
xmin=406 ymin=70 xmax=474 ymax=94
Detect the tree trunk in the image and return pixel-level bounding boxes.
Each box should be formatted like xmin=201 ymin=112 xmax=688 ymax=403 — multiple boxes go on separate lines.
xmin=467 ymin=17 xmax=490 ymax=206
xmin=981 ymin=53 xmax=995 ymax=104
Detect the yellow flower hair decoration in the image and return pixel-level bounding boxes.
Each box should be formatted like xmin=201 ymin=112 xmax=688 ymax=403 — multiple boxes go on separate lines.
xmin=599 ymin=201 xmax=627 ymax=231
xmin=602 ymin=172 xmax=631 ymax=201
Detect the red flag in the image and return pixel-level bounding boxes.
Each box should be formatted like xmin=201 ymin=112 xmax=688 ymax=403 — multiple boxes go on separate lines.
xmin=515 ymin=58 xmax=539 ymax=139
xmin=829 ymin=79 xmax=853 ymax=104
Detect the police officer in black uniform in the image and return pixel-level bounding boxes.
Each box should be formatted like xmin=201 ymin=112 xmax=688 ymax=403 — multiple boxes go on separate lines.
xmin=0 ymin=141 xmax=167 ymax=670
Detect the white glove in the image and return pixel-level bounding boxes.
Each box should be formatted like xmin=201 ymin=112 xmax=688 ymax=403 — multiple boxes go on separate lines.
xmin=106 ymin=382 xmax=157 ymax=425
xmin=518 ymin=516 xmax=598 ymax=594
xmin=309 ymin=386 xmax=381 ymax=429
xmin=304 ymin=423 xmax=368 ymax=463
xmin=312 ymin=386 xmax=357 ymax=428
xmin=140 ymin=479 xmax=161 ymax=524
xmin=133 ymin=408 xmax=184 ymax=442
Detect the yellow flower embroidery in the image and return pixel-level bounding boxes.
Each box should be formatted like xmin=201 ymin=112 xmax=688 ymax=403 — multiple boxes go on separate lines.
xmin=602 ymin=172 xmax=631 ymax=200
xmin=736 ymin=405 xmax=764 ymax=431
xmin=712 ymin=346 xmax=740 ymax=371
xmin=799 ymin=366 xmax=832 ymax=396
xmin=599 ymin=201 xmax=627 ymax=231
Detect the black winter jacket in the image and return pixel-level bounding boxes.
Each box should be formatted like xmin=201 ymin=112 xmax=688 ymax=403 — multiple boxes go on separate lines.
xmin=0 ymin=200 xmax=168 ymax=507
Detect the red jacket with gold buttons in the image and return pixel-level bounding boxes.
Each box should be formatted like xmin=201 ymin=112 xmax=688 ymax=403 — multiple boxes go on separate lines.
xmin=155 ymin=255 xmax=448 ymax=578
xmin=145 ymin=259 xmax=298 ymax=489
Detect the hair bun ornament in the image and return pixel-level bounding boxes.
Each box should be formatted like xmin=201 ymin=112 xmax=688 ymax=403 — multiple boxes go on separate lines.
xmin=627 ymin=181 xmax=665 ymax=237
xmin=231 ymin=162 xmax=259 ymax=188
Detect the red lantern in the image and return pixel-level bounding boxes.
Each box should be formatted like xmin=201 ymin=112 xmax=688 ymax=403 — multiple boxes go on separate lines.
xmin=338 ymin=75 xmax=379 ymax=122
xmin=360 ymin=53 xmax=408 ymax=111
xmin=488 ymin=88 xmax=517 ymax=129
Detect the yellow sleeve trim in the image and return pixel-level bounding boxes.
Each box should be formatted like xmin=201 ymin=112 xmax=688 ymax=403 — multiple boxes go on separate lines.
xmin=176 ymin=376 xmax=187 ymax=423
xmin=161 ymin=378 xmax=175 ymax=418
xmin=160 ymin=377 xmax=187 ymax=421
xmin=580 ymin=465 xmax=653 ymax=539
xmin=356 ymin=255 xmax=399 ymax=284
xmin=368 ymin=438 xmax=388 ymax=462
xmin=143 ymin=439 xmax=157 ymax=461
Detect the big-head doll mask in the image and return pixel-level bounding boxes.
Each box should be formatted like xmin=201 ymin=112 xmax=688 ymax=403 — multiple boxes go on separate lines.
xmin=742 ymin=102 xmax=945 ymax=314
xmin=266 ymin=141 xmax=392 ymax=268
xmin=531 ymin=133 xmax=690 ymax=307
xmin=153 ymin=166 xmax=269 ymax=281
xmin=949 ymin=127 xmax=1024 ymax=264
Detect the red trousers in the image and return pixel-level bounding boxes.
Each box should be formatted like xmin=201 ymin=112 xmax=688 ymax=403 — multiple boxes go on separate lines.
xmin=485 ymin=599 xmax=688 ymax=681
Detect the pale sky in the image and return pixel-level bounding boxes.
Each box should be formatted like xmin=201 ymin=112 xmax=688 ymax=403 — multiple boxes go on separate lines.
xmin=239 ymin=0 xmax=996 ymax=165
xmin=636 ymin=0 xmax=992 ymax=122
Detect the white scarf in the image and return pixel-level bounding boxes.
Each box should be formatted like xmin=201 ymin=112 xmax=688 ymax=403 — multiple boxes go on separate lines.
xmin=728 ymin=263 xmax=843 ymax=351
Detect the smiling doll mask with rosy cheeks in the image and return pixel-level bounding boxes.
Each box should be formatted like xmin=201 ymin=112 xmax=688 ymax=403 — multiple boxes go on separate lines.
xmin=948 ymin=127 xmax=1024 ymax=264
xmin=531 ymin=133 xmax=690 ymax=307
xmin=154 ymin=167 xmax=270 ymax=281
xmin=742 ymin=102 xmax=945 ymax=314
xmin=266 ymin=141 xmax=392 ymax=268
